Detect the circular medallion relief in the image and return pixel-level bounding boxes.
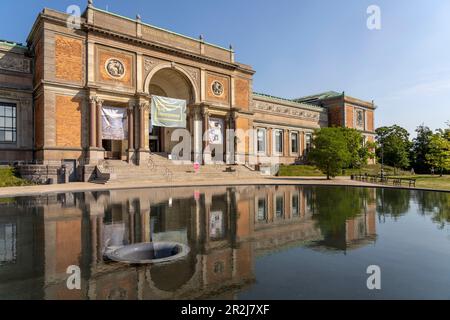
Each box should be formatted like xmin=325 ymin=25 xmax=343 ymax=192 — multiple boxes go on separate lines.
xmin=211 ymin=80 xmax=224 ymax=97
xmin=105 ymin=58 xmax=125 ymax=79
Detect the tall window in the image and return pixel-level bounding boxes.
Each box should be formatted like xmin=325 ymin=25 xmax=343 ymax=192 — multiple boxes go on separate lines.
xmin=275 ymin=195 xmax=284 ymax=218
xmin=292 ymin=194 xmax=299 ymax=217
xmin=257 ymin=128 xmax=266 ymax=154
xmin=257 ymin=198 xmax=267 ymax=222
xmin=305 ymin=133 xmax=312 ymax=153
xmin=0 ymin=223 xmax=16 ymax=265
xmin=291 ymin=132 xmax=299 ymax=154
xmin=0 ymin=103 xmax=17 ymax=143
xmin=274 ymin=129 xmax=283 ymax=154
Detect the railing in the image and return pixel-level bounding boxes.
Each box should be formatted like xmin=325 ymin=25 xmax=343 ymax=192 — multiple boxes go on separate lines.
xmin=351 ymin=174 xmax=416 ymax=188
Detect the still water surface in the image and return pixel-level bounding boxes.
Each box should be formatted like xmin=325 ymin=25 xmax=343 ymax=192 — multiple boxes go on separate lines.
xmin=0 ymin=185 xmax=449 ymax=299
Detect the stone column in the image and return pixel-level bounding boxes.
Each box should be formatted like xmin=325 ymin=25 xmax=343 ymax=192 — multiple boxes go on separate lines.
xmin=284 ymin=130 xmax=289 ymax=157
xmin=140 ymin=198 xmax=151 ymax=242
xmin=140 ymin=102 xmax=147 ymax=150
xmin=96 ymin=99 xmax=104 ymax=149
xmin=302 ymin=131 xmax=306 ymax=159
xmin=226 ymin=112 xmax=235 ymax=164
xmin=268 ymin=128 xmax=273 ymax=157
xmin=127 ymin=103 xmax=135 ymax=163
xmin=128 ymin=201 xmax=135 ymax=243
xmin=137 ymin=102 xmax=150 ymax=164
xmin=202 ymin=106 xmax=210 ymax=164
xmin=89 ymin=96 xmax=97 ymax=148
xmin=193 ymin=106 xmax=203 ymax=164
xmin=90 ymin=216 xmax=97 ymax=264
xmin=97 ymin=215 xmax=104 ymax=262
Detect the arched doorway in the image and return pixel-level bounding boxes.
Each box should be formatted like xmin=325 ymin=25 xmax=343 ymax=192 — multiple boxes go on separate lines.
xmin=148 ymin=67 xmax=195 ymax=155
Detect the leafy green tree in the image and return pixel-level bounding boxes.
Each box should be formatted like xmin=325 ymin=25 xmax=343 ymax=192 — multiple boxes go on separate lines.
xmin=436 ymin=121 xmax=450 ymax=141
xmin=411 ymin=125 xmax=433 ymax=173
xmin=376 ymin=188 xmax=410 ymax=219
xmin=308 ymin=128 xmax=351 ymax=179
xmin=426 ymin=133 xmax=450 ymax=176
xmin=415 ymin=190 xmax=450 ymax=229
xmin=308 ymin=186 xmax=373 ymax=251
xmin=339 ymin=127 xmax=374 ymax=168
xmin=375 ymin=125 xmax=411 ymax=173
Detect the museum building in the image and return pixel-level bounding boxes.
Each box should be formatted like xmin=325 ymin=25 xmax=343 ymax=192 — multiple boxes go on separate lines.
xmin=0 ymin=2 xmax=376 ymax=182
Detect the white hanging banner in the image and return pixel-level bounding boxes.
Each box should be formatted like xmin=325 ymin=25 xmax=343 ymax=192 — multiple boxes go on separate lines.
xmin=151 ymin=95 xmax=187 ymax=128
xmin=208 ymin=117 xmax=224 ymax=144
xmin=101 ymin=106 xmax=128 ymax=140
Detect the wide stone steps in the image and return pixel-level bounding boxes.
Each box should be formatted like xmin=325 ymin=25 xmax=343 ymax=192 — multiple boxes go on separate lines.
xmin=92 ymin=157 xmax=261 ymax=184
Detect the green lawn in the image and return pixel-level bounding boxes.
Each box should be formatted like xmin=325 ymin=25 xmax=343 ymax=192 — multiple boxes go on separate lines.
xmin=0 ymin=166 xmax=33 ymax=187
xmin=389 ymin=175 xmax=450 ymax=191
xmin=278 ymin=164 xmax=407 ymax=177
xmin=278 ymin=164 xmax=450 ymax=191
xmin=278 ymin=165 xmax=325 ymax=177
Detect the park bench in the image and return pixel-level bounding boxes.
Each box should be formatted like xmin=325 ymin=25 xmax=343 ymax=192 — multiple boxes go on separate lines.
xmin=351 ymin=174 xmax=416 ymax=188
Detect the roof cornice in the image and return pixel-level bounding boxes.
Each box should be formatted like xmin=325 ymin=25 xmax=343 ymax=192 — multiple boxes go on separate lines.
xmin=253 ymin=92 xmax=326 ymax=112
xmin=25 ymin=7 xmax=254 ymax=75
xmin=84 ymin=23 xmax=254 ymax=74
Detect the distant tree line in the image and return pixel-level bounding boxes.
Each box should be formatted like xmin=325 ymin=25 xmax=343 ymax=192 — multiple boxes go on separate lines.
xmin=306 ymin=121 xmax=450 ymax=178
xmin=375 ymin=122 xmax=450 ymax=175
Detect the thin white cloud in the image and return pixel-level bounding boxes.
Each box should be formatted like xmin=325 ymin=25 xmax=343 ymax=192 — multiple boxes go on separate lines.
xmin=384 ymin=77 xmax=450 ymax=101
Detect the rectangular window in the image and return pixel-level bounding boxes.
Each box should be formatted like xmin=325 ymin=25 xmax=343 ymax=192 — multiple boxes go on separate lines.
xmin=292 ymin=194 xmax=299 ymax=217
xmin=0 ymin=223 xmax=16 ymax=265
xmin=275 ymin=195 xmax=284 ymax=218
xmin=305 ymin=133 xmax=312 ymax=153
xmin=274 ymin=129 xmax=283 ymax=154
xmin=0 ymin=103 xmax=17 ymax=143
xmin=257 ymin=128 xmax=266 ymax=153
xmin=257 ymin=198 xmax=267 ymax=222
xmin=291 ymin=132 xmax=299 ymax=154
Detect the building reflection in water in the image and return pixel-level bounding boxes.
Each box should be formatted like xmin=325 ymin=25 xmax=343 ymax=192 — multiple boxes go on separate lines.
xmin=0 ymin=185 xmax=378 ymax=300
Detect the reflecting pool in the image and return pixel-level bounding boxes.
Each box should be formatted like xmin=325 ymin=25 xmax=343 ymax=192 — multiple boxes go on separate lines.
xmin=0 ymin=185 xmax=449 ymax=299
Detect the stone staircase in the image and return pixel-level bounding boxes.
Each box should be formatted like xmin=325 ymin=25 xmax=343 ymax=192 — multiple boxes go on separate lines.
xmin=93 ymin=153 xmax=264 ymax=184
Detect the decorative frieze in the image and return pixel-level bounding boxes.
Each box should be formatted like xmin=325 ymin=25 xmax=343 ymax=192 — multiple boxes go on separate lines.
xmin=254 ymin=101 xmax=322 ymax=121
xmin=144 ymin=58 xmax=157 ymax=72
xmin=184 ymin=65 xmax=200 ymax=85
xmin=0 ymin=53 xmax=31 ymax=73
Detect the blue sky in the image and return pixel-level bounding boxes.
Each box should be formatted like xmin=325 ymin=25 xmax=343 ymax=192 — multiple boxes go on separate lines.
xmin=1 ymin=0 xmax=449 ymax=137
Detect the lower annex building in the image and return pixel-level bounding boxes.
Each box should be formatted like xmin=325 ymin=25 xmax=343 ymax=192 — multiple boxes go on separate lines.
xmin=0 ymin=2 xmax=376 ymax=182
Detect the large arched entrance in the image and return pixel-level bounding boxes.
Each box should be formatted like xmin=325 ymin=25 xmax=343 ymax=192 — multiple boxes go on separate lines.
xmin=148 ymin=67 xmax=196 ymax=155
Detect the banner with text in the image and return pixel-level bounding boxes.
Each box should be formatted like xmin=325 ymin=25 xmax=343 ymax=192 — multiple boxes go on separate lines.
xmin=151 ymin=95 xmax=187 ymax=128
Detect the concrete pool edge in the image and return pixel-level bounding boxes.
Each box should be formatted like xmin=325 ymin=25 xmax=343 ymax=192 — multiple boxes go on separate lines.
xmin=0 ymin=176 xmax=448 ymax=198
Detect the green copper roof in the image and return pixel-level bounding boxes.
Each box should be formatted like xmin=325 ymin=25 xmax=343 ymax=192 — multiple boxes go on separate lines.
xmin=293 ymin=91 xmax=343 ymax=103
xmin=252 ymin=92 xmax=325 ymax=111
xmin=0 ymin=40 xmax=27 ymax=49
